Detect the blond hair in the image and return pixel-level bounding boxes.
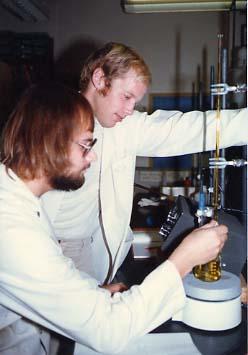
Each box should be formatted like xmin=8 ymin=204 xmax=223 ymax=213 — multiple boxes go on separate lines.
xmin=80 ymin=42 xmax=151 ymax=94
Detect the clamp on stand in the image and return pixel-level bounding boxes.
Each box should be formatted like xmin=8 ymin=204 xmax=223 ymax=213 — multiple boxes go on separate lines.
xmin=209 ymin=157 xmax=248 ymax=169
xmin=211 ymin=83 xmax=247 ymax=95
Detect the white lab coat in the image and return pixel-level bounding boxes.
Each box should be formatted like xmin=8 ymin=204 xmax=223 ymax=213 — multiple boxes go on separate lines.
xmin=42 ymin=108 xmax=248 ymax=283
xmin=0 ymin=165 xmax=185 ymax=354
xmin=0 ymin=309 xmax=61 ymax=355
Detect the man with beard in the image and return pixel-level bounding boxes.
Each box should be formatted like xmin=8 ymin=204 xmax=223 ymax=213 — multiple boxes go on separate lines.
xmin=0 ymin=82 xmax=228 ymax=354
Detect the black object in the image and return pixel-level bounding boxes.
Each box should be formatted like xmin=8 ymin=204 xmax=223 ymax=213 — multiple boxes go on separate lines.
xmin=218 ymin=209 xmax=247 ymax=277
xmin=160 ymin=195 xmax=197 ymax=255
xmin=159 ymin=195 xmax=247 ymax=276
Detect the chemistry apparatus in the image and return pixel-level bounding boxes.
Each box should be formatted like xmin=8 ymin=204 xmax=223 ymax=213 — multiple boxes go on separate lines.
xmin=192 ymin=34 xmax=226 ymax=283
xmin=160 ymin=34 xmax=247 ymax=331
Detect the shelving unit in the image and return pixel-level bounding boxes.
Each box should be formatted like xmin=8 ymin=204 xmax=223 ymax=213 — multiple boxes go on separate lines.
xmin=0 ymin=30 xmax=53 ymax=133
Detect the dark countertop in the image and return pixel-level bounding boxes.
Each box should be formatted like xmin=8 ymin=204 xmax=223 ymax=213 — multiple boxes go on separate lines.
xmin=117 ymin=253 xmax=247 ymax=355
xmin=152 ymin=307 xmax=247 ymax=355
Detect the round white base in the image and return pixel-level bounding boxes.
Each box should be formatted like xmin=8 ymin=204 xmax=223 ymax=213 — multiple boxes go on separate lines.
xmin=181 ymin=296 xmax=241 ymax=331
xmin=173 ymin=271 xmax=242 ymax=331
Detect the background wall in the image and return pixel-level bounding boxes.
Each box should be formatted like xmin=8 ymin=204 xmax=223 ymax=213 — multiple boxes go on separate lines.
xmin=0 ymin=0 xmax=246 ymax=108
xmin=0 ymin=1 xmax=246 ymax=231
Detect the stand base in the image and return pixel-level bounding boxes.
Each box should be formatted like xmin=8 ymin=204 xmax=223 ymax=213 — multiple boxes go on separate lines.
xmin=173 ymin=271 xmax=242 ymax=331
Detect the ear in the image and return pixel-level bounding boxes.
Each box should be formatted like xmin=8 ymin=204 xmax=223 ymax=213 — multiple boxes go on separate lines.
xmin=92 ymin=68 xmax=105 ymax=90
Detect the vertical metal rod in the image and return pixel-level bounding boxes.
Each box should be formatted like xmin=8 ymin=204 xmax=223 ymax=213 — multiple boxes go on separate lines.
xmin=246 ymin=145 xmax=248 ymax=241
xmin=210 ymin=65 xmax=215 ymax=110
xmin=221 ymin=48 xmax=228 ymax=109
xmin=220 ymin=48 xmax=228 ymax=208
xmin=198 ymin=79 xmax=203 ymax=185
xmin=231 ymin=0 xmax=236 ymax=68
xmin=198 ymin=81 xmax=203 ymax=110
xmin=213 ymin=34 xmax=223 ymax=220
xmin=209 ymin=65 xmax=215 ymax=205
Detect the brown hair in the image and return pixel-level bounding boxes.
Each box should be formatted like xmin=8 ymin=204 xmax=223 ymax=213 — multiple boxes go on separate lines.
xmin=1 ymin=82 xmax=94 ymax=180
xmin=79 ymin=42 xmax=151 ymax=94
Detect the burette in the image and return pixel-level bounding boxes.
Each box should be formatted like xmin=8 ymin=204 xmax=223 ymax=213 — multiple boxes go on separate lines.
xmin=193 ymin=34 xmax=223 ymax=282
xmin=213 ymin=33 xmax=223 ymax=220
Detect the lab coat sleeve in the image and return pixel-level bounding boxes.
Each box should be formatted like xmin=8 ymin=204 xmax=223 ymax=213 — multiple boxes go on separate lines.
xmin=0 ymin=220 xmax=185 ymax=354
xmin=131 ymin=108 xmax=248 ymax=157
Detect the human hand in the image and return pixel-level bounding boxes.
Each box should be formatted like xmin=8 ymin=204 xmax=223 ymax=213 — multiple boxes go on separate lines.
xmin=100 ymin=282 xmax=128 ymax=295
xmin=168 ymin=220 xmax=228 ymax=278
xmin=240 ymin=273 xmax=247 ymax=305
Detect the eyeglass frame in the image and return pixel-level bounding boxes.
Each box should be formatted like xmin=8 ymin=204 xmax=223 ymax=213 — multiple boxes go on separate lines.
xmin=74 ymin=138 xmax=97 ymax=157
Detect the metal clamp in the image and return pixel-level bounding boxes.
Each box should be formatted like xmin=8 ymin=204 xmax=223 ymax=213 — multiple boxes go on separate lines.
xmin=211 ymin=83 xmax=247 ymax=95
xmin=209 ymin=157 xmax=248 ymax=169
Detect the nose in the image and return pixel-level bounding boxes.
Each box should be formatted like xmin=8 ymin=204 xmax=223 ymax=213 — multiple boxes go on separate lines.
xmin=85 ymin=149 xmax=97 ymax=162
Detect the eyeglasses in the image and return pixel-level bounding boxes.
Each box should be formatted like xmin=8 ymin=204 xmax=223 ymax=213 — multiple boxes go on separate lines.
xmin=75 ymin=138 xmax=97 ymax=157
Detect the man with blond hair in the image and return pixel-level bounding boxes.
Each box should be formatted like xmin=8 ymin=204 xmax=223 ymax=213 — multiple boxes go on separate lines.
xmin=42 ymin=42 xmax=248 ymax=288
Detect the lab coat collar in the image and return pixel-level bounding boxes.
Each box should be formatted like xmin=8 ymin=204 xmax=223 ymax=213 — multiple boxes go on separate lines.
xmin=0 ymin=164 xmax=41 ymax=216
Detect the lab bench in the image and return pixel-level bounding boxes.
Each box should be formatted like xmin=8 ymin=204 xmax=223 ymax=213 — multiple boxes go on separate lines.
xmin=153 ymin=305 xmax=247 ymax=355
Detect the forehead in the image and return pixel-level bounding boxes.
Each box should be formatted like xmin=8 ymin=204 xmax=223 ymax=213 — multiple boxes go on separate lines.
xmin=111 ymin=70 xmax=147 ymax=99
xmin=75 ymin=109 xmax=93 ymax=131
xmin=73 ymin=129 xmax=93 ymax=144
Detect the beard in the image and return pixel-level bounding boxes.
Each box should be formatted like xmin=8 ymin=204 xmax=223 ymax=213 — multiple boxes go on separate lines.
xmin=49 ymin=173 xmax=85 ymax=191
